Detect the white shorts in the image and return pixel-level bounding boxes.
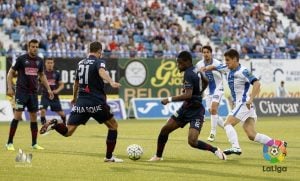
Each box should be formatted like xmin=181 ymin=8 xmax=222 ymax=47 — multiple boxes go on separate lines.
xmin=205 ymin=91 xmax=223 ymax=110
xmin=229 ymin=103 xmax=257 ymax=122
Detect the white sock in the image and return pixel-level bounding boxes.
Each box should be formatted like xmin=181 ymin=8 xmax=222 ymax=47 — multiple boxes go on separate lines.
xmin=224 ymin=125 xmax=240 ymax=148
xmin=210 ymin=115 xmax=218 ymax=135
xmin=217 ymin=116 xmax=224 ymax=128
xmin=254 ymin=133 xmax=272 ymax=145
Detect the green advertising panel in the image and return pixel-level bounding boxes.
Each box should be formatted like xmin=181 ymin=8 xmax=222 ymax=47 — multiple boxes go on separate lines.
xmin=0 ymin=56 xmax=6 ymax=100
xmin=119 ymin=58 xmax=189 ymax=107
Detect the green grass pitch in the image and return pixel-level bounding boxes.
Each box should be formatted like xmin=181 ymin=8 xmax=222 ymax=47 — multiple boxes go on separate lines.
xmin=0 ymin=117 xmax=299 ymax=181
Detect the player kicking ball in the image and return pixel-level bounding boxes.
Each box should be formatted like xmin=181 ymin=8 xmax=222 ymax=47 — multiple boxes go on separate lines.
xmin=149 ymin=51 xmax=227 ymax=161
xmin=40 ymin=41 xmax=123 ymax=162
xmin=203 ymin=49 xmax=287 ymax=156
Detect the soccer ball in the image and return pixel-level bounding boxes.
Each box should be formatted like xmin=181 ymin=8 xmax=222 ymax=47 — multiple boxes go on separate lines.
xmin=270 ymin=146 xmax=279 ymax=156
xmin=127 ymin=144 xmax=143 ymax=160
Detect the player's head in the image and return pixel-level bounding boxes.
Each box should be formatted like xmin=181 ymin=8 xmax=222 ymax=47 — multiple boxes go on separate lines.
xmin=89 ymin=41 xmax=102 ymax=58
xmin=28 ymin=39 xmax=39 ymax=57
xmin=176 ymin=51 xmax=193 ymax=72
xmin=202 ymin=45 xmax=212 ymax=61
xmin=224 ymin=49 xmax=239 ymax=70
xmin=281 ymin=81 xmax=285 ymax=87
xmin=45 ymin=58 xmax=54 ymax=71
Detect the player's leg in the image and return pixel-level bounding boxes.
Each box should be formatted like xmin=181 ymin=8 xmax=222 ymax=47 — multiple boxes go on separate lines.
xmin=6 ymin=110 xmax=22 ymax=151
xmin=243 ymin=117 xmax=287 ymax=155
xmin=56 ymin=111 xmax=66 ymax=125
xmin=103 ymin=117 xmax=123 ymax=162
xmin=28 ymin=94 xmax=45 ymax=149
xmin=148 ymin=118 xmax=180 ymax=161
xmin=52 ymin=99 xmax=66 ymax=125
xmin=39 ymin=96 xmax=49 ymax=125
xmin=6 ymin=93 xmax=27 ymax=151
xmin=208 ymin=101 xmax=219 ymax=142
xmin=223 ymin=115 xmax=242 ymax=155
xmin=189 ymin=128 xmax=227 ymax=160
xmin=40 ymin=108 xmax=47 ymax=125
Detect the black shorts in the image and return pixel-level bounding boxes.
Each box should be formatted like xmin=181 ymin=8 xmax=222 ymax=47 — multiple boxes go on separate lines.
xmin=68 ymin=97 xmax=113 ymax=126
xmin=40 ymin=95 xmax=62 ymax=112
xmin=171 ymin=103 xmax=205 ymax=132
xmin=15 ymin=92 xmax=38 ymax=112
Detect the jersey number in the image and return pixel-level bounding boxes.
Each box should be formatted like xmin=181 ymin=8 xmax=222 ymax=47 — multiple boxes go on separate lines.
xmin=78 ymin=65 xmax=89 ymax=84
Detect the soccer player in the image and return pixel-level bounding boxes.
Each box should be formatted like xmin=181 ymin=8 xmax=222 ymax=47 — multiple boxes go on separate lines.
xmin=39 ymin=58 xmax=66 ymax=125
xmin=195 ymin=45 xmax=224 ymax=142
xmin=40 ymin=41 xmax=123 ymax=162
xmin=204 ymin=49 xmax=287 ymax=155
xmin=6 ymin=39 xmax=54 ymax=151
xmin=148 ymin=51 xmax=227 ymax=161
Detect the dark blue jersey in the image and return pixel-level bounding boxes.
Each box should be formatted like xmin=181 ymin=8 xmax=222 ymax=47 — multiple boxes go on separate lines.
xmin=41 ymin=70 xmax=61 ymax=97
xmin=183 ymin=66 xmax=204 ymax=104
xmin=12 ymin=53 xmax=44 ymax=94
xmin=75 ymin=55 xmax=107 ymax=103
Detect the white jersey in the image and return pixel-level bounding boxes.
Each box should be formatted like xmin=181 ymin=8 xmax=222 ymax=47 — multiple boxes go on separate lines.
xmin=216 ymin=64 xmax=258 ymax=104
xmin=195 ymin=59 xmax=224 ymax=95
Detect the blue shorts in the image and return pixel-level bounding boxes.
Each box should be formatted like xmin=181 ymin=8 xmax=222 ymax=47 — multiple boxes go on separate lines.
xmin=171 ymin=102 xmax=205 ymax=132
xmin=40 ymin=95 xmax=62 ymax=112
xmin=15 ymin=92 xmax=38 ymax=112
xmin=68 ymin=97 xmax=113 ymax=126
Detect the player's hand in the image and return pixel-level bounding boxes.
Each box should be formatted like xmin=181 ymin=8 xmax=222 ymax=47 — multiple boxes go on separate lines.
xmin=53 ymin=90 xmax=59 ymax=94
xmin=161 ymin=98 xmax=169 ymax=105
xmin=110 ymin=81 xmax=121 ymax=89
xmin=7 ymin=87 xmax=15 ymax=97
xmin=48 ymin=90 xmax=54 ymax=100
xmin=199 ymin=67 xmax=206 ymax=72
xmin=70 ymin=99 xmax=76 ymax=105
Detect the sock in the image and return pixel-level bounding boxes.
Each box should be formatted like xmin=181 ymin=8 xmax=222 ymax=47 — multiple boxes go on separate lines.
xmin=30 ymin=122 xmax=38 ymax=146
xmin=106 ymin=130 xmax=117 ymax=159
xmin=217 ymin=116 xmax=224 ymax=128
xmin=210 ymin=115 xmax=218 ymax=135
xmin=7 ymin=119 xmax=19 ymax=144
xmin=41 ymin=116 xmax=46 ymax=125
xmin=156 ymin=134 xmax=169 ymax=157
xmin=254 ymin=133 xmax=272 ymax=145
xmin=53 ymin=123 xmax=68 ymax=136
xmin=61 ymin=116 xmax=66 ymax=125
xmin=224 ymin=125 xmax=240 ymax=148
xmin=197 ymin=140 xmax=218 ymax=153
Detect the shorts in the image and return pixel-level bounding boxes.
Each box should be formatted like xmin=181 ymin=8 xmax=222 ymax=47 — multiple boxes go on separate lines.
xmin=171 ymin=102 xmax=205 ymax=132
xmin=68 ymin=97 xmax=113 ymax=126
xmin=15 ymin=92 xmax=38 ymax=112
xmin=205 ymin=90 xmax=223 ymax=110
xmin=40 ymin=95 xmax=62 ymax=112
xmin=229 ymin=102 xmax=257 ymax=122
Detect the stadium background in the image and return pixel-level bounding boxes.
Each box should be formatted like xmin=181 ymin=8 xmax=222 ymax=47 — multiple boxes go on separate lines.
xmin=0 ymin=0 xmax=299 ymax=180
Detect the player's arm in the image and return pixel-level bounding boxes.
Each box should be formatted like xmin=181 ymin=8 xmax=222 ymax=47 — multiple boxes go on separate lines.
xmin=161 ymin=88 xmax=193 ymax=105
xmin=247 ymin=80 xmax=260 ymax=108
xmin=53 ymin=81 xmax=64 ymax=94
xmin=7 ymin=68 xmax=16 ymax=97
xmin=38 ymin=72 xmax=54 ymax=99
xmin=98 ymin=68 xmax=121 ymax=88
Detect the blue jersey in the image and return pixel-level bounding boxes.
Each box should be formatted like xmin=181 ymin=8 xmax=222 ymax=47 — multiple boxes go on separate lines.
xmin=75 ymin=55 xmax=107 ymax=103
xmin=195 ymin=58 xmax=224 ymax=95
xmin=183 ymin=66 xmax=204 ymax=104
xmin=12 ymin=53 xmax=44 ymax=94
xmin=216 ymin=64 xmax=258 ymax=104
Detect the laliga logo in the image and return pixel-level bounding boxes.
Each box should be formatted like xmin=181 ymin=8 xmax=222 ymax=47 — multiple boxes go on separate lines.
xmin=263 ymin=140 xmax=287 ymax=163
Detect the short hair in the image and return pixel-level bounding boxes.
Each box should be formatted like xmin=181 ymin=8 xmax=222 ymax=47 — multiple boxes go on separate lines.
xmin=28 ymin=39 xmax=39 ymax=47
xmin=281 ymin=81 xmax=284 ymax=84
xmin=45 ymin=57 xmax=54 ymax=62
xmin=89 ymin=41 xmax=102 ymax=53
xmin=202 ymin=45 xmax=212 ymax=53
xmin=177 ymin=51 xmax=192 ymax=63
xmin=224 ymin=49 xmax=239 ymax=62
